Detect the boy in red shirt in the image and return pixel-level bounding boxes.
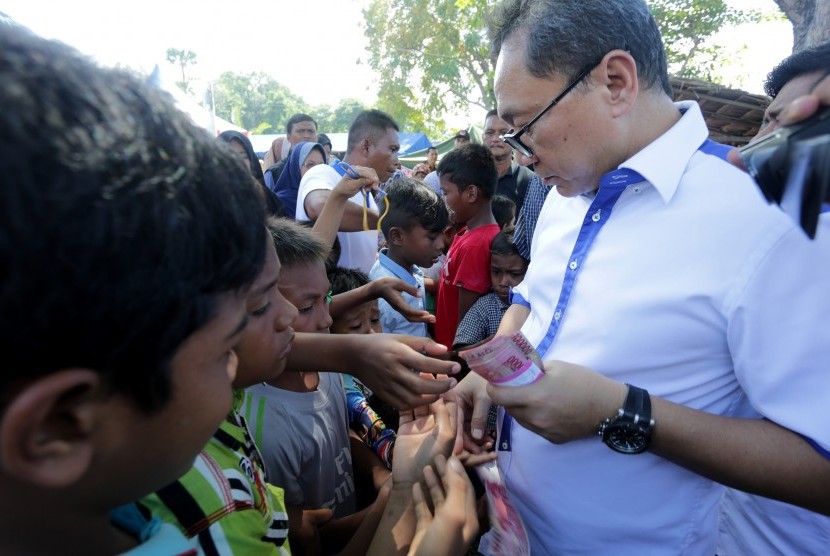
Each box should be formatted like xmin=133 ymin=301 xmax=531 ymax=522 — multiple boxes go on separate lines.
xmin=435 ymin=144 xmax=500 ymax=348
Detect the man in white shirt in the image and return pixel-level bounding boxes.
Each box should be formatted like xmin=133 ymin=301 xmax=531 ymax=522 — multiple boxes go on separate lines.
xmin=455 ymin=1 xmax=830 ymax=554
xmin=296 ymin=110 xmax=400 ymax=273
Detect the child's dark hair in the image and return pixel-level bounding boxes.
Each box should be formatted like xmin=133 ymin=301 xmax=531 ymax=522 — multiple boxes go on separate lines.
xmin=490 ymin=228 xmax=527 ymax=263
xmin=492 ymin=195 xmax=516 ymax=229
xmin=436 ymin=143 xmax=497 ymax=198
xmin=380 ymin=178 xmax=449 ymax=238
xmin=268 ymin=217 xmax=330 ymax=268
xmin=327 ymin=267 xmax=370 ymax=296
xmin=0 ymin=27 xmax=267 ymax=412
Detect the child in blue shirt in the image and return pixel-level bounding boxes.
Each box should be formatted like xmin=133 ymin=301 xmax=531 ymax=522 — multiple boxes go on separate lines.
xmin=370 ymin=178 xmax=449 ymax=337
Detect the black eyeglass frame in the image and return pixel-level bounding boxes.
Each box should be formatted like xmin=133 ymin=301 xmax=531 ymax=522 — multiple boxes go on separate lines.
xmin=500 ymin=58 xmax=603 ymax=158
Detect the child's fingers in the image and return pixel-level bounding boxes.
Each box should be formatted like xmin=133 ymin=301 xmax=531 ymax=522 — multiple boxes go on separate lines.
xmin=424 ymin=461 xmax=446 ymax=508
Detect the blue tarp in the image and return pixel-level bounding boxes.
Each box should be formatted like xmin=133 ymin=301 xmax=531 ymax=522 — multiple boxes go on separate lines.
xmin=398 ymin=132 xmax=432 ymax=155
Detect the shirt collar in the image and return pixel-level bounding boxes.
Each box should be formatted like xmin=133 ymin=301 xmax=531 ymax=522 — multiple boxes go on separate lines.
xmin=616 ymin=101 xmax=709 ymax=205
xmin=378 ymin=249 xmax=418 ymax=287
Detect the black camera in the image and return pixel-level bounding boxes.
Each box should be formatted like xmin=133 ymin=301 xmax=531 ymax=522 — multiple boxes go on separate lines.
xmin=740 ymin=108 xmax=830 ymax=238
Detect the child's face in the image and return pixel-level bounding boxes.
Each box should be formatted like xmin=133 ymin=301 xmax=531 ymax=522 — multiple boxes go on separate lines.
xmin=330 ymin=300 xmax=380 ymax=335
xmin=395 ymin=224 xmax=445 ymax=268
xmin=233 ymin=240 xmax=298 ymax=388
xmin=491 ymin=252 xmax=528 ymax=304
xmin=439 ymin=175 xmax=470 ymax=223
xmin=278 ymin=260 xmax=333 ymax=333
xmin=103 ymin=290 xmax=247 ymax=503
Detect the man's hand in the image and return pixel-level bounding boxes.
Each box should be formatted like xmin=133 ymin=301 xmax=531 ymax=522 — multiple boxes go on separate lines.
xmin=369 ymin=277 xmax=435 ymax=324
xmin=331 ymin=164 xmax=380 ymax=200
xmin=487 ymin=360 xmax=626 ymax=444
xmin=408 ymin=455 xmax=479 ymax=556
xmin=348 ymin=334 xmax=460 ymax=409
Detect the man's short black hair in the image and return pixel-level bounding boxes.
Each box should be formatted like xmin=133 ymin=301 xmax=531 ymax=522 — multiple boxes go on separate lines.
xmin=485 ymin=108 xmax=500 ymax=120
xmin=428 ymin=146 xmax=438 ymax=153
xmin=347 ymin=109 xmax=400 ymax=154
xmin=437 ymin=143 xmax=498 ymax=198
xmin=764 ymin=41 xmax=830 ymax=98
xmin=0 ymin=26 xmax=267 ymax=412
xmin=327 ymin=267 xmax=370 ymax=296
xmin=380 ymin=179 xmax=450 ymax=238
xmin=286 ymin=113 xmax=317 ymax=135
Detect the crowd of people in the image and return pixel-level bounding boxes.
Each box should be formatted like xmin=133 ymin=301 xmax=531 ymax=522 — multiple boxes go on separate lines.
xmin=3 ymin=0 xmax=830 ymax=554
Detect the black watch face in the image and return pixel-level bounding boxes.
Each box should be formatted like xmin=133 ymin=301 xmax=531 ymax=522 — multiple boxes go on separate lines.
xmin=605 ymin=423 xmax=648 ymax=454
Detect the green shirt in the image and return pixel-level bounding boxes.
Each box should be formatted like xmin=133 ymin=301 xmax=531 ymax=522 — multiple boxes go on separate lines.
xmin=139 ymin=392 xmax=291 ymax=555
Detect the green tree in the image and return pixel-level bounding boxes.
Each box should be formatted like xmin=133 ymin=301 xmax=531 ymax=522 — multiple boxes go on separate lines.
xmin=315 ymin=98 xmax=367 ymax=133
xmin=165 ymin=48 xmax=197 ymax=94
xmin=362 ymin=0 xmax=768 ymax=129
xmin=648 ymin=0 xmax=766 ymax=81
xmin=212 ymin=71 xmax=311 ymax=133
xmin=362 ymin=0 xmax=494 ymax=135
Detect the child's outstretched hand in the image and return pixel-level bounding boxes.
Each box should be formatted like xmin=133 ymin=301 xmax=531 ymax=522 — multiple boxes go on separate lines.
xmin=408 ymin=454 xmax=479 ymax=556
xmin=369 ymin=276 xmax=435 ymax=324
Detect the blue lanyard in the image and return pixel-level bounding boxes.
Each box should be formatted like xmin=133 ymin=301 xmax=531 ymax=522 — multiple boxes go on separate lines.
xmin=499 ymin=167 xmax=645 ymax=452
xmin=499 ymin=140 xmax=728 ymax=452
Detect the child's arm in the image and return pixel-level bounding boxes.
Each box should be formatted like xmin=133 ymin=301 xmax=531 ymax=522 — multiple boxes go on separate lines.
xmin=496 ymin=303 xmax=531 ymax=337
xmin=285 ymin=505 xmax=333 ymax=556
xmin=331 ymin=277 xmax=434 ymax=324
xmin=366 ymin=395 xmax=460 ymax=555
xmin=408 ymin=455 xmax=478 ymax=556
xmin=286 ymin=333 xmax=459 ymax=408
xmin=456 ymin=286 xmax=482 ymax=325
xmin=351 ymin=434 xmax=393 ymax=487
xmin=423 ymin=276 xmax=437 ymax=294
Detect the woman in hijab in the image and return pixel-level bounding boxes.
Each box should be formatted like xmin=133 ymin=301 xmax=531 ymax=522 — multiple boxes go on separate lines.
xmin=273 ymin=141 xmax=326 ymax=219
xmin=217 ymin=130 xmax=285 ymax=217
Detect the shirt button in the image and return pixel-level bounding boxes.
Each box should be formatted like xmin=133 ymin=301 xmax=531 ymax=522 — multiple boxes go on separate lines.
xmin=569 ymin=260 xmax=578 ymax=270
xmin=554 ymin=310 xmax=562 ymax=320
xmin=502 ymin=442 xmax=509 ymax=450
xmin=592 ymin=211 xmax=601 ymax=222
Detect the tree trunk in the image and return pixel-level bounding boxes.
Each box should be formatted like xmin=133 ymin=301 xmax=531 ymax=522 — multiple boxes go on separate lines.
xmin=774 ymin=0 xmax=830 ymax=52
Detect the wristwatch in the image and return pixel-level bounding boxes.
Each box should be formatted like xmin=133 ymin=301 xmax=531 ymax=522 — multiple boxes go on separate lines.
xmin=598 ymin=384 xmax=654 ymax=454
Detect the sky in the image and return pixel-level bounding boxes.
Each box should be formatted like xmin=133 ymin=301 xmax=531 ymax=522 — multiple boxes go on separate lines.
xmin=2 ymin=0 xmax=794 ymax=130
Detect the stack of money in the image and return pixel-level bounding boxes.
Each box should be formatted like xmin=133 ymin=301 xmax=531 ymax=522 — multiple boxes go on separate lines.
xmin=459 ymin=332 xmax=544 ymax=387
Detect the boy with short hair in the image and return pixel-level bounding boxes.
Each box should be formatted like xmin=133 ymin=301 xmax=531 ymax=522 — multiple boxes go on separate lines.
xmin=435 ymin=143 xmax=501 ymax=348
xmin=244 ymin=219 xmax=367 ymax=554
xmin=138 ymin=234 xmax=297 ymax=555
xmin=453 ymin=230 xmax=529 ymax=350
xmin=0 ymin=26 xmax=267 ymax=553
xmin=371 ymin=178 xmax=449 ymax=337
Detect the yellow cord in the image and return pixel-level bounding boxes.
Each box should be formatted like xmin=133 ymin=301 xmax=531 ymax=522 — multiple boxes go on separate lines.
xmin=363 ymin=190 xmax=390 ymax=234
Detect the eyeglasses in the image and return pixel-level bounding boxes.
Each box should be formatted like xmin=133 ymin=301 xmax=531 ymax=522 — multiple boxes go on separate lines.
xmin=500 ymin=59 xmax=601 ymax=158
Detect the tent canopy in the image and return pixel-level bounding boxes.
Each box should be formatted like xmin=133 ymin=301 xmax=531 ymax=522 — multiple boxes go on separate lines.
xmin=250 ymin=131 xmax=434 ymax=158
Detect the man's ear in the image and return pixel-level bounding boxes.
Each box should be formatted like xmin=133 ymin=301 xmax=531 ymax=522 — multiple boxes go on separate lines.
xmin=360 ymin=138 xmax=372 ymax=156
xmin=598 ymin=49 xmax=639 ymax=118
xmin=1 ymin=369 xmax=101 ymax=488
